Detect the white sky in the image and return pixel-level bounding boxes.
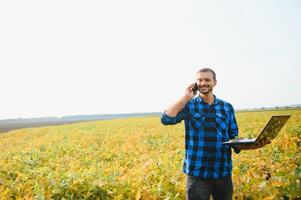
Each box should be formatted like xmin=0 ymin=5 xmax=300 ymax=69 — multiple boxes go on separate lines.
xmin=0 ymin=0 xmax=300 ymax=119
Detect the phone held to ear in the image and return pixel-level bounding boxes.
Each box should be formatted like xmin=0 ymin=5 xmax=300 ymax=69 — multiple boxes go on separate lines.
xmin=192 ymin=82 xmax=198 ymax=94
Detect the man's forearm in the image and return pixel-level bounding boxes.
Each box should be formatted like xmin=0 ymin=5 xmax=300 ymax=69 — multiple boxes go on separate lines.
xmin=165 ymin=95 xmax=191 ymax=117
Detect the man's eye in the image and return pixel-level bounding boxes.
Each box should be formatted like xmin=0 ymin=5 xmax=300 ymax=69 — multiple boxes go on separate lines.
xmin=197 ymin=79 xmax=211 ymax=83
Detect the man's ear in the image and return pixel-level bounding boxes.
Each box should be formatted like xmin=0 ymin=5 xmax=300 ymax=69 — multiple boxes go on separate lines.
xmin=214 ymin=80 xmax=217 ymax=87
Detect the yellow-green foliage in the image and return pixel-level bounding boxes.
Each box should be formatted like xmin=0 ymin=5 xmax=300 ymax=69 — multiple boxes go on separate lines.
xmin=0 ymin=109 xmax=300 ymax=199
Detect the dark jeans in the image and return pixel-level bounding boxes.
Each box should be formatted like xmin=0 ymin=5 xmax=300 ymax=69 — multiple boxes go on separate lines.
xmin=186 ymin=175 xmax=233 ymax=200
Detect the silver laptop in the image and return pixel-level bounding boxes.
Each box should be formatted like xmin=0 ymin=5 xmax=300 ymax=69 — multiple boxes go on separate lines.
xmin=222 ymin=115 xmax=291 ymax=146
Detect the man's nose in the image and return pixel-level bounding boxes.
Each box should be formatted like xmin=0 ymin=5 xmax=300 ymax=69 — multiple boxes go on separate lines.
xmin=200 ymin=80 xmax=206 ymax=85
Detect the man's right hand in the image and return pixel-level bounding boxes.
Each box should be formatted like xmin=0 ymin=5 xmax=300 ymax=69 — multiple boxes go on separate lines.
xmin=185 ymin=83 xmax=198 ymax=99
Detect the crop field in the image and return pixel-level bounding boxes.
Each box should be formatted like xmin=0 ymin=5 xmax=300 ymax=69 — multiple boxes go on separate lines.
xmin=0 ymin=109 xmax=300 ymax=199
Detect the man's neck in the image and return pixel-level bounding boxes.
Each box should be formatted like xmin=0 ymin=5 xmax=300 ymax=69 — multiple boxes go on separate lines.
xmin=199 ymin=93 xmax=215 ymax=105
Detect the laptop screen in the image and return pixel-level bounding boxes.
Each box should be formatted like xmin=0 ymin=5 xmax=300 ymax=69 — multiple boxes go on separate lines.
xmin=255 ymin=115 xmax=291 ymax=143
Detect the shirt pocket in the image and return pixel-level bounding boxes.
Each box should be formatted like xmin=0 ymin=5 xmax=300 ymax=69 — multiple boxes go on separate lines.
xmin=189 ymin=112 xmax=205 ymax=131
xmin=215 ymin=113 xmax=228 ymax=129
xmin=216 ymin=113 xmax=229 ymax=142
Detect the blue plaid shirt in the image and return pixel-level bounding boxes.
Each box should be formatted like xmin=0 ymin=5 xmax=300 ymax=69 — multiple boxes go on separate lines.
xmin=161 ymin=95 xmax=239 ymax=179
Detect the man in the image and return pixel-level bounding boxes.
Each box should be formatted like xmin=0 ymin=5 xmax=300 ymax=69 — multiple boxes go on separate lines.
xmin=161 ymin=68 xmax=266 ymax=200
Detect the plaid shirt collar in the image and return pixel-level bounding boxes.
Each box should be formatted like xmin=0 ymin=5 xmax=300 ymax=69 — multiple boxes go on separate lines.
xmin=196 ymin=94 xmax=220 ymax=105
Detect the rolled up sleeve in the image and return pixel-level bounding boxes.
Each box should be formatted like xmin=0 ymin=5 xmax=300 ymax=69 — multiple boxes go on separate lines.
xmin=161 ymin=109 xmax=186 ymax=125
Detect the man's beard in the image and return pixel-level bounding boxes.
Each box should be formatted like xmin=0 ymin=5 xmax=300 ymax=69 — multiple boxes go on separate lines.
xmin=199 ymin=87 xmax=212 ymax=95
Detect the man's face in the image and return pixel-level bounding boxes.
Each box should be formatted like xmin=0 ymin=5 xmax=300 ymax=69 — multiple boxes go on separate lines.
xmin=196 ymin=71 xmax=217 ymax=95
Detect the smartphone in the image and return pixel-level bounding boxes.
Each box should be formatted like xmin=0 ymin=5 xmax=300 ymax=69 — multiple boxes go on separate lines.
xmin=192 ymin=82 xmax=198 ymax=94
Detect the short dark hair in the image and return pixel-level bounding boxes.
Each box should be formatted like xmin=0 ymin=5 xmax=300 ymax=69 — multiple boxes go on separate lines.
xmin=197 ymin=68 xmax=216 ymax=81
